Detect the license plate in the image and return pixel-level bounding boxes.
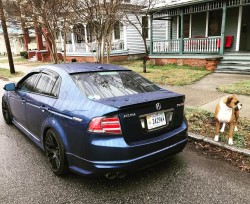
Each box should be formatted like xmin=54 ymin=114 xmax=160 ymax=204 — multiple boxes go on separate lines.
xmin=146 ymin=112 xmax=166 ymax=130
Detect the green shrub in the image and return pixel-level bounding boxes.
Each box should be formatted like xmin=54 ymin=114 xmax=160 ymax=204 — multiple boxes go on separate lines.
xmin=20 ymin=51 xmax=28 ymax=59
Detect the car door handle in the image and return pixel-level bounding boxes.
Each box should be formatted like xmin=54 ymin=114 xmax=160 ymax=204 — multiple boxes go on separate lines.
xmin=40 ymin=105 xmax=49 ymax=112
xmin=21 ymin=99 xmax=26 ymax=104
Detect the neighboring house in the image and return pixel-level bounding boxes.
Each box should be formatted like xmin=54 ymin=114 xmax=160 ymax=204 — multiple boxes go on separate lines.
xmin=0 ymin=27 xmax=38 ymax=56
xmin=0 ymin=28 xmax=24 ymax=55
xmin=148 ymin=0 xmax=250 ymax=74
xmin=26 ymin=0 xmax=168 ymax=62
xmin=56 ymin=14 xmax=167 ymax=62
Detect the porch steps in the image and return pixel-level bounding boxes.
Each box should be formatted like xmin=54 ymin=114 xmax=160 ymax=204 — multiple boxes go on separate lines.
xmin=216 ymin=55 xmax=250 ymax=75
xmin=28 ymin=55 xmax=37 ymax=62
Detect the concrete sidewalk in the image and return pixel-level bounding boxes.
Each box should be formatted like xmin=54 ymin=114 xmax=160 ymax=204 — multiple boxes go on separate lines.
xmin=160 ymin=73 xmax=250 ymax=119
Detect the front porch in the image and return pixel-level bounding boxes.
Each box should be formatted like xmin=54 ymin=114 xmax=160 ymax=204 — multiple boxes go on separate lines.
xmin=149 ymin=0 xmax=250 ymax=72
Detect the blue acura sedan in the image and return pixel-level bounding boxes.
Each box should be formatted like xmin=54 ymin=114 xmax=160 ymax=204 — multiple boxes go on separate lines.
xmin=2 ymin=63 xmax=188 ymax=178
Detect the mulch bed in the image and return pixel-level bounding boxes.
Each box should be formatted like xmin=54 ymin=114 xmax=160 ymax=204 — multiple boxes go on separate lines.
xmin=187 ymin=139 xmax=250 ymax=173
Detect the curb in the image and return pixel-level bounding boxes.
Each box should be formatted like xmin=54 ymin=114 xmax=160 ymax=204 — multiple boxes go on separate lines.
xmin=188 ymin=132 xmax=250 ymax=157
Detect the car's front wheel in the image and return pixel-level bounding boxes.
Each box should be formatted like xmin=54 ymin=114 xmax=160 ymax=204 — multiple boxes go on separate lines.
xmin=44 ymin=129 xmax=68 ymax=176
xmin=2 ymin=98 xmax=12 ymax=125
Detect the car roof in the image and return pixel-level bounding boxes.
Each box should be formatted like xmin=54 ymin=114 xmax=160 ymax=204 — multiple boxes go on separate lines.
xmin=38 ymin=63 xmax=131 ymax=74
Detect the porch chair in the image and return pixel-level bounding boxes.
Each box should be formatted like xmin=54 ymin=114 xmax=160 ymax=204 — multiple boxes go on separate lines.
xmin=217 ymin=36 xmax=233 ymax=50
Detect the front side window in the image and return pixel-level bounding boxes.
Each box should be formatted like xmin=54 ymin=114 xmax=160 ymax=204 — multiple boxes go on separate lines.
xmin=18 ymin=73 xmax=40 ymax=92
xmin=71 ymin=71 xmax=160 ymax=100
xmin=35 ymin=73 xmax=59 ymax=97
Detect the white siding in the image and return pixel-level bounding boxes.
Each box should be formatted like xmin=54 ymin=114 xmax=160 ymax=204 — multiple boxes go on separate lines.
xmin=126 ymin=14 xmax=166 ymax=54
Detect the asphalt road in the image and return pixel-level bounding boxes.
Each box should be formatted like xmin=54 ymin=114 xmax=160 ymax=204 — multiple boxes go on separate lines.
xmin=0 ymin=80 xmax=250 ymax=204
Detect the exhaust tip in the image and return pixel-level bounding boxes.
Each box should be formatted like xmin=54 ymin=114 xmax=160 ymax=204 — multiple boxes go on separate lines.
xmin=104 ymin=172 xmax=117 ymax=180
xmin=104 ymin=171 xmax=127 ymax=179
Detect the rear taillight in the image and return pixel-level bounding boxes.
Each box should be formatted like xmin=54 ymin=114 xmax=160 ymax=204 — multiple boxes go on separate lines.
xmin=88 ymin=116 xmax=122 ymax=134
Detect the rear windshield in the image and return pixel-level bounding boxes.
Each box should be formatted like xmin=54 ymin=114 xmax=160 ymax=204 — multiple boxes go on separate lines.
xmin=71 ymin=71 xmax=160 ymax=100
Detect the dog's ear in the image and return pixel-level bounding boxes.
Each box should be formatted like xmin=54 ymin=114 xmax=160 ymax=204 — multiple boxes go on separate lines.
xmin=226 ymin=96 xmax=233 ymax=105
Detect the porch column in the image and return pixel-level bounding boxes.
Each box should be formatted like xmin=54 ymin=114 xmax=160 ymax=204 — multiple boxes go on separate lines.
xmin=60 ymin=31 xmax=64 ymax=51
xmin=189 ymin=14 xmax=192 ymax=38
xmin=123 ymin=24 xmax=127 ymax=50
xmin=71 ymin=28 xmax=76 ymax=52
xmin=35 ymin=26 xmax=43 ymax=51
xmin=205 ymin=11 xmax=209 ymax=37
xmin=150 ymin=14 xmax=153 ymax=55
xmin=220 ymin=1 xmax=227 ymax=55
xmin=84 ymin=25 xmax=89 ymax=52
xmin=236 ymin=2 xmax=243 ymax=51
xmin=179 ymin=9 xmax=184 ymax=54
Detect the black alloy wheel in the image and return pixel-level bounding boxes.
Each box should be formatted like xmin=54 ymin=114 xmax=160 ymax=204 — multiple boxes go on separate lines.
xmin=2 ymin=98 xmax=12 ymax=124
xmin=44 ymin=129 xmax=68 ymax=176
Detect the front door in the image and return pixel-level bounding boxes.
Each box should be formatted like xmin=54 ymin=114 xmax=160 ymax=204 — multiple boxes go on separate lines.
xmin=239 ymin=6 xmax=250 ymax=51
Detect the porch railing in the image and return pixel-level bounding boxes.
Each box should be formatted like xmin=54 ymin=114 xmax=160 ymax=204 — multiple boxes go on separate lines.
xmin=152 ymin=36 xmax=221 ymax=54
xmin=183 ymin=36 xmax=220 ymax=53
xmin=153 ymin=39 xmax=180 ymax=53
xmin=64 ymin=41 xmax=125 ymax=53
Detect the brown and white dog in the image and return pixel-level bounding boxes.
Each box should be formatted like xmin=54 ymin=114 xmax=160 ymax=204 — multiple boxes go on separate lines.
xmin=214 ymin=94 xmax=242 ymax=145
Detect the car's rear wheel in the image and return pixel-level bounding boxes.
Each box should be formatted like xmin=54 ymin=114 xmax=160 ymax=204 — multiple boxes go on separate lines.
xmin=2 ymin=98 xmax=12 ymax=125
xmin=44 ymin=129 xmax=68 ymax=176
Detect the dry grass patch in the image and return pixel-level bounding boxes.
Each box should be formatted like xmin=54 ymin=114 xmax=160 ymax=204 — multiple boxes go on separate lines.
xmin=217 ymin=80 xmax=250 ymax=96
xmin=0 ymin=68 xmax=24 ymax=80
xmin=115 ymin=60 xmax=211 ymax=86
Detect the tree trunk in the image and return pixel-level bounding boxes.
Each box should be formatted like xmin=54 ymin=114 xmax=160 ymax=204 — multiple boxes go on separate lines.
xmin=0 ymin=0 xmax=15 ymax=74
xmin=143 ymin=58 xmax=147 ymax=73
xmin=142 ymin=37 xmax=149 ymax=73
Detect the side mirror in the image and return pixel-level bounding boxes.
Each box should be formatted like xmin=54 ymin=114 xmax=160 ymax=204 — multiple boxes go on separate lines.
xmin=3 ymin=83 xmax=16 ymax=91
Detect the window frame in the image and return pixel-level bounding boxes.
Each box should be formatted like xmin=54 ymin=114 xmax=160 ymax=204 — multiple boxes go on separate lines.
xmin=17 ymin=72 xmax=41 ymax=93
xmin=17 ymin=70 xmax=61 ymax=99
xmin=34 ymin=70 xmax=61 ymax=98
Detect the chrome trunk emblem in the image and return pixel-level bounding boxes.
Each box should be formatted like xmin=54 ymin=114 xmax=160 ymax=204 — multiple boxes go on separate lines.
xmin=156 ymin=103 xmax=161 ymax=110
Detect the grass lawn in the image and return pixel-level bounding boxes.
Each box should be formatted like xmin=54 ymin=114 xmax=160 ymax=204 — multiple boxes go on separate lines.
xmin=217 ymin=80 xmax=250 ymax=96
xmin=115 ymin=60 xmax=211 ymax=86
xmin=0 ymin=57 xmax=27 ymax=63
xmin=185 ymin=108 xmax=250 ymax=149
xmin=0 ymin=68 xmax=24 ymax=80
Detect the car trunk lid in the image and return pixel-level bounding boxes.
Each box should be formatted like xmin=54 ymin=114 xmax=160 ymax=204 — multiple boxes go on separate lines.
xmin=97 ymin=90 xmax=185 ymax=143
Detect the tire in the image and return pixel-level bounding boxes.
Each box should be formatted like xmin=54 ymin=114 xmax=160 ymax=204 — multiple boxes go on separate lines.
xmin=44 ymin=129 xmax=68 ymax=176
xmin=2 ymin=98 xmax=12 ymax=125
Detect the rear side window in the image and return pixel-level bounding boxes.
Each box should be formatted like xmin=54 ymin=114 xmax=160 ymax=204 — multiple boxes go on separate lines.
xmin=35 ymin=73 xmax=59 ymax=97
xmin=18 ymin=73 xmax=40 ymax=92
xmin=71 ymin=71 xmax=160 ymax=100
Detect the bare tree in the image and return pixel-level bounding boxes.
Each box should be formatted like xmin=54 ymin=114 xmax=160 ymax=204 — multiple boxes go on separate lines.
xmin=5 ymin=0 xmax=31 ymax=51
xmin=123 ymin=0 xmax=157 ymax=73
xmin=72 ymin=0 xmax=124 ymax=63
xmin=26 ymin=0 xmax=76 ymax=64
xmin=0 ymin=0 xmax=15 ymax=74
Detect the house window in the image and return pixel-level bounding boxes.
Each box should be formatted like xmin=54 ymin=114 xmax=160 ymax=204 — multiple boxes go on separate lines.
xmin=114 ymin=21 xmax=121 ymax=40
xmin=142 ymin=16 xmax=149 ymax=39
xmin=208 ymin=10 xmax=222 ymax=36
xmin=73 ymin=24 xmax=85 ymax=43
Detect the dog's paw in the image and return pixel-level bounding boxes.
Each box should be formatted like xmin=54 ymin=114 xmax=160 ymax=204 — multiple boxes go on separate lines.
xmin=234 ymin=126 xmax=238 ymax=132
xmin=228 ymin=138 xmax=234 ymax=145
xmin=214 ymin=135 xmax=219 ymax=142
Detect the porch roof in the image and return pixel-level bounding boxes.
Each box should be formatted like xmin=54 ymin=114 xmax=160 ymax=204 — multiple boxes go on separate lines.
xmin=150 ymin=0 xmax=213 ymax=12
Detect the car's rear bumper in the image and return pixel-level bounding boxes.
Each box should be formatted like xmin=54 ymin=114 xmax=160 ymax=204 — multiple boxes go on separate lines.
xmin=66 ymin=121 xmax=188 ymax=176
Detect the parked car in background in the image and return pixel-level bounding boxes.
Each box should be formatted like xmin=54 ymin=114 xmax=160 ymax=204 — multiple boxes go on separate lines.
xmin=2 ymin=63 xmax=188 ymax=179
